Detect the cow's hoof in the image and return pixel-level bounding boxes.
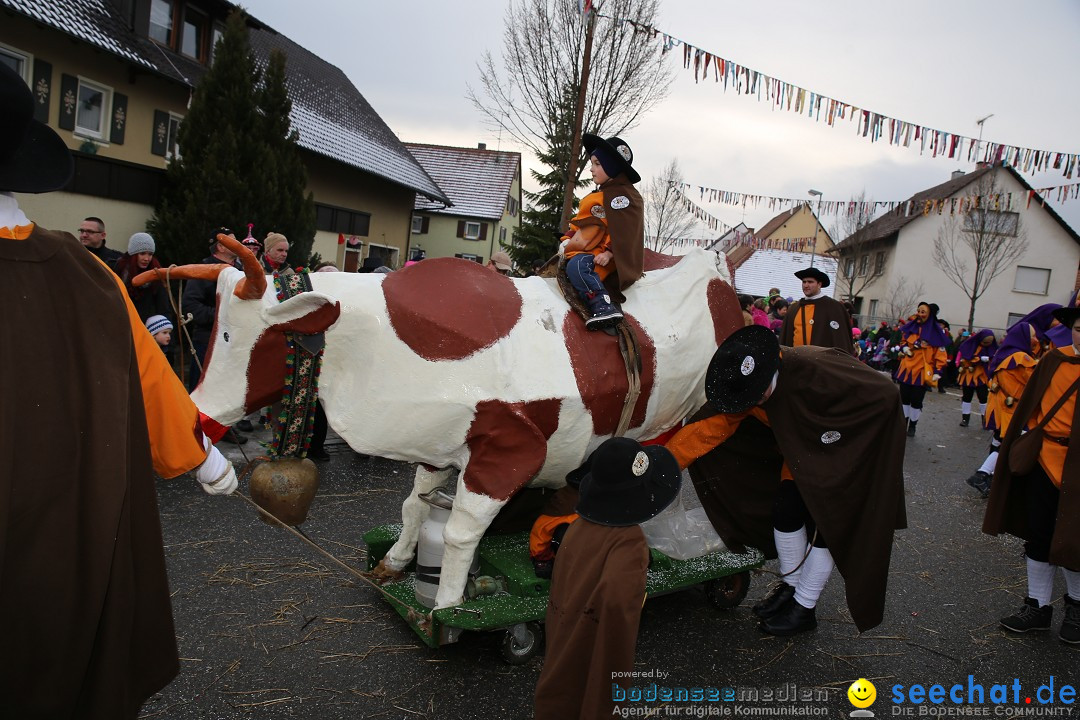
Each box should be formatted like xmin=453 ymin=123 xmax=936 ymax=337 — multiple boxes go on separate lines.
xmin=370 ymin=560 xmax=406 ymax=584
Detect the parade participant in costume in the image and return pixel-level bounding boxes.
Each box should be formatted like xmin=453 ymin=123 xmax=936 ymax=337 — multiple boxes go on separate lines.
xmin=666 ymin=326 xmax=907 ymax=636
xmin=559 ymin=134 xmax=643 ymax=330
xmin=894 ymin=302 xmax=949 ymax=437
xmin=534 ymin=437 xmax=681 ymax=719
xmin=0 ymin=63 xmax=236 ymax=719
xmin=956 ymin=329 xmax=998 ymax=427
xmin=779 ymin=266 xmax=854 ymax=353
xmin=966 ymin=305 xmax=1061 ymax=497
xmin=983 ymin=305 xmax=1080 ymax=644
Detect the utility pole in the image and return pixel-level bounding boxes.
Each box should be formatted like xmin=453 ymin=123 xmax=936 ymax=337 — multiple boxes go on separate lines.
xmin=808 ymin=189 xmax=823 ymax=267
xmin=975 ymin=113 xmax=993 ymax=164
xmin=559 ymin=7 xmax=596 ymax=233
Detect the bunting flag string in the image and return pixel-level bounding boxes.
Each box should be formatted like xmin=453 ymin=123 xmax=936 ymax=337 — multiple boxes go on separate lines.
xmin=602 ymin=14 xmax=1079 ymax=179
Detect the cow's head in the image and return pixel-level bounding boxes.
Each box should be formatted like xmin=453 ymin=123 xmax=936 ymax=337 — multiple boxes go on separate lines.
xmin=133 ymin=235 xmax=341 ymax=425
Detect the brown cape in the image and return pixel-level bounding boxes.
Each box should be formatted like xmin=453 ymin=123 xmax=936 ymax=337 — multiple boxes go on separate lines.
xmin=534 ymin=520 xmax=649 ymax=720
xmin=983 ymin=349 xmax=1080 ymax=568
xmin=600 ymin=175 xmax=644 ymax=302
xmin=780 ymin=295 xmax=855 ymax=354
xmin=0 ymin=226 xmax=179 ymax=717
xmin=687 ymin=346 xmax=907 ymax=631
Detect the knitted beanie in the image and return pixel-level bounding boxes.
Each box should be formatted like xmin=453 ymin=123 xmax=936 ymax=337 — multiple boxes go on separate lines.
xmin=128 ymin=232 xmax=155 ymax=255
xmin=591 ymin=147 xmax=622 ymax=180
xmin=145 ymin=315 xmax=173 ymax=336
xmin=264 ymin=232 xmax=288 ymax=254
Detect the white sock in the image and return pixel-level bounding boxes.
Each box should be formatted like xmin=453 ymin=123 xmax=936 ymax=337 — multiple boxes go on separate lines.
xmin=961 ymin=402 xmax=972 ymax=415
xmin=909 ymin=408 xmax=922 ymax=423
xmin=794 ymin=547 xmax=834 ymax=609
xmin=902 ymin=404 xmax=910 ymax=419
xmin=1027 ymin=557 xmax=1056 ymax=607
xmin=978 ymin=452 xmax=998 ymax=476
xmin=774 ymin=527 xmax=808 ymax=588
xmin=1063 ymin=569 xmax=1080 ymax=601
xmin=977 ymin=402 xmax=986 ymax=416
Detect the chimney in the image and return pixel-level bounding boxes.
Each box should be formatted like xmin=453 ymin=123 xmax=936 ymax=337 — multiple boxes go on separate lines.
xmin=477 ymin=142 xmax=487 ymax=150
xmin=951 ymin=170 xmax=966 ymax=180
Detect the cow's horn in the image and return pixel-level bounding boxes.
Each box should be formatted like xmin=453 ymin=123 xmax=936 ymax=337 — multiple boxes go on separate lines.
xmin=132 ymin=263 xmax=227 ymax=287
xmin=217 ymin=234 xmax=267 ymax=300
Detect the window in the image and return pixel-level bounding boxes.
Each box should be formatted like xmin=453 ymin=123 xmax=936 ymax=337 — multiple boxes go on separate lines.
xmin=165 ymin=112 xmax=183 ymax=160
xmin=843 ymin=258 xmax=855 ymax=279
xmin=464 ymin=221 xmax=481 ymax=240
xmin=874 ymin=251 xmax=886 ymax=275
xmin=411 ymin=216 xmax=423 ymax=233
xmin=75 ymin=78 xmax=111 ymax=140
xmin=181 ymin=6 xmax=208 ymax=60
xmin=455 ymin=253 xmax=482 ymax=263
xmin=1006 ymin=312 xmax=1027 ymax=328
xmin=964 ymin=209 xmax=1019 ymax=237
xmin=500 ymin=227 xmax=507 ymax=243
xmin=149 ymin=0 xmax=175 ymax=45
xmin=315 ymin=203 xmax=371 ymax=236
xmin=209 ymin=25 xmax=224 ymax=64
xmin=506 ymin=196 xmax=518 ymax=216
xmin=858 ymin=254 xmax=870 ymax=277
xmin=1013 ymin=266 xmax=1050 ymax=295
xmin=869 ymin=299 xmax=879 ymax=319
xmin=0 ymin=43 xmax=30 ymax=83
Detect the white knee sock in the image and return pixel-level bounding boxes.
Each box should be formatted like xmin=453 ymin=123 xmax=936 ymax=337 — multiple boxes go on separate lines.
xmin=1027 ymin=557 xmax=1056 ymax=607
xmin=909 ymin=408 xmax=922 ymax=423
xmin=902 ymin=404 xmax=911 ymax=420
xmin=977 ymin=402 xmax=986 ymax=416
xmin=774 ymin=527 xmax=808 ymax=588
xmin=794 ymin=547 xmax=834 ymax=610
xmin=978 ymin=451 xmax=998 ymax=476
xmin=961 ymin=401 xmax=972 ymax=415
xmin=1063 ymin=569 xmax=1080 ymax=601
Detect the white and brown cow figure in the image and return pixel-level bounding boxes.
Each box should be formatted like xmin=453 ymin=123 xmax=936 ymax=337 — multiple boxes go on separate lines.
xmin=138 ymin=237 xmax=742 ymax=608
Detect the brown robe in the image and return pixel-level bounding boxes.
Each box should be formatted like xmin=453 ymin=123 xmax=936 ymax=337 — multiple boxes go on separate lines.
xmin=600 ymin=175 xmax=644 ymax=302
xmin=779 ymin=295 xmax=854 ymax=354
xmin=686 ymin=346 xmax=907 ymax=631
xmin=534 ymin=520 xmax=649 ymax=720
xmin=0 ymin=226 xmax=181 ymax=718
xmin=983 ymin=349 xmax=1080 ymax=568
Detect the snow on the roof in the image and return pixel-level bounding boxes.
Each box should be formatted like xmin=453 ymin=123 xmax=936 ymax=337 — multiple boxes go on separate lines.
xmin=405 ymin=144 xmax=520 ymax=219
xmin=729 ymin=249 xmax=838 ymax=300
xmin=4 ymin=0 xmax=155 ymax=69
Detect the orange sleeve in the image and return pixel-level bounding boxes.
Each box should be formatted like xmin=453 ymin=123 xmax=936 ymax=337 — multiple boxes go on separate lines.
xmin=932 ymin=347 xmax=949 ymax=373
xmin=998 ymin=365 xmax=1033 ymax=400
xmin=666 ymin=410 xmax=752 ymax=469
xmin=95 ymin=255 xmax=208 ymax=478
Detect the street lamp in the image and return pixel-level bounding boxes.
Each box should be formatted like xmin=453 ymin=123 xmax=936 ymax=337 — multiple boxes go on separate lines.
xmin=808 ymin=189 xmax=823 ymax=267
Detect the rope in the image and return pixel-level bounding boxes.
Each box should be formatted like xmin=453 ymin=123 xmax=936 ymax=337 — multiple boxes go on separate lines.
xmin=761 ymin=527 xmax=819 ymax=580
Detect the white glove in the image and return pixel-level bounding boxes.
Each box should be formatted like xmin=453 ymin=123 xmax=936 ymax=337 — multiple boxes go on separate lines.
xmin=931 ymin=374 xmax=941 ymax=382
xmin=902 ymin=346 xmax=913 ymax=357
xmin=558 ymin=238 xmax=569 ymax=258
xmin=195 ymin=437 xmax=238 ymax=495
xmin=979 ymin=355 xmax=990 ymax=362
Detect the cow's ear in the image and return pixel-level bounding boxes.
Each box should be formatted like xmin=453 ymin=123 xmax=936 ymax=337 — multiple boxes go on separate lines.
xmin=261 ymin=292 xmax=341 ymax=334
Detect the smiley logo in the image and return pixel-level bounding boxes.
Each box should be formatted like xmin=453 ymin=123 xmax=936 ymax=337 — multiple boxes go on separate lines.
xmin=848 ymin=678 xmax=876 ymax=708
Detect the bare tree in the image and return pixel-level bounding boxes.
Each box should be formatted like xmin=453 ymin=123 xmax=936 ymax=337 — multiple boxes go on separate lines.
xmin=828 ymin=191 xmax=881 ymax=306
xmin=469 ymin=0 xmax=672 ymax=176
xmin=880 ymin=275 xmax=926 ymax=325
xmin=932 ymin=173 xmax=1029 ymax=332
xmin=643 ymin=159 xmax=700 ymax=253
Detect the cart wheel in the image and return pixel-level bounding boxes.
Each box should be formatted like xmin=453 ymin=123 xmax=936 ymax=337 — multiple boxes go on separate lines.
xmin=501 ymin=622 xmax=543 ymax=665
xmin=704 ymin=571 xmax=750 ymax=609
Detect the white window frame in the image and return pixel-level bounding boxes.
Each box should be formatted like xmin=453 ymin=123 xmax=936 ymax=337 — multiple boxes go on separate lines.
xmin=1012 ymin=266 xmax=1050 ymax=296
xmin=366 ymin=243 xmax=399 ymax=268
xmin=455 ymin=253 xmax=482 ymax=263
xmin=411 ymin=215 xmax=424 ymax=234
xmin=858 ymin=254 xmax=870 ymax=277
xmin=165 ymin=112 xmax=183 ymax=161
xmin=499 ymin=226 xmax=507 ymax=243
xmin=868 ymin=299 xmax=879 ymax=319
xmin=964 ymin=209 xmax=1019 ymax=237
xmin=0 ymin=42 xmax=32 ymax=84
xmin=874 ymin=251 xmax=886 ymax=276
xmin=843 ymin=258 xmax=855 ymax=279
xmin=74 ymin=77 xmax=112 ymax=141
xmin=209 ymin=25 xmax=225 ymax=64
xmin=149 ymin=0 xmax=175 ymax=46
xmin=1006 ymin=312 xmax=1027 ymax=328
xmin=464 ymin=221 xmax=481 ymax=240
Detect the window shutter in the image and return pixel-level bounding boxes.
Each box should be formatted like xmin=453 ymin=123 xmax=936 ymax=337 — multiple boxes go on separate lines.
xmin=456 ymin=220 xmax=465 ymax=238
xmin=479 ymin=223 xmax=487 ymax=240
xmin=150 ymin=110 xmax=169 ymax=156
xmin=421 ymin=217 xmax=429 ymax=233
xmin=110 ymin=92 xmax=127 ymax=145
xmin=31 ymin=59 xmax=51 ymax=123
xmin=58 ymin=73 xmax=77 ymax=131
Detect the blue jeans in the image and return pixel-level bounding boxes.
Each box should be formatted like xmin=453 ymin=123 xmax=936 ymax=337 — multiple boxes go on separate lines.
xmin=566 ymin=253 xmax=606 ymax=302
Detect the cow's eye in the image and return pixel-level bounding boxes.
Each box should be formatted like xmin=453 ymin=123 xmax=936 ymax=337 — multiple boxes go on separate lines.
xmin=223 ymin=332 xmax=230 ymax=342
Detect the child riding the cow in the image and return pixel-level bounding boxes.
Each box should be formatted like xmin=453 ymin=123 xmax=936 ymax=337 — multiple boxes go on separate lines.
xmin=560 ymin=134 xmax=644 ymax=331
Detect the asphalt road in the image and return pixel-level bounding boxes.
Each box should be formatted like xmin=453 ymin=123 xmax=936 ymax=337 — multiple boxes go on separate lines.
xmin=141 ymin=386 xmax=1078 ymax=720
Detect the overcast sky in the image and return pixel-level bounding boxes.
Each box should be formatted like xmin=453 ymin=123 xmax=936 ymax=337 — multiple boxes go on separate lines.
xmin=242 ymin=0 xmax=1080 ymax=238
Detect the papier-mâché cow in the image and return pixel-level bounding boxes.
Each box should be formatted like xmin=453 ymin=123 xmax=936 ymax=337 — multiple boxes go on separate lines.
xmin=140 ymin=237 xmax=742 ymax=608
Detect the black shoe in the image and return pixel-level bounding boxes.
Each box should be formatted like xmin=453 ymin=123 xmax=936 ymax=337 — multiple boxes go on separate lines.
xmin=584 ymin=293 xmax=623 ymax=331
xmin=938 ymin=387 xmax=947 ymax=394
xmin=1061 ymin=595 xmax=1080 ymax=644
xmin=906 ymin=420 xmax=917 ymax=437
xmin=307 ymin=447 xmax=330 ymax=462
xmin=235 ymin=418 xmax=254 ymax=432
xmin=759 ymin=597 xmax=817 ymax=636
xmin=959 ymin=415 xmax=970 ymax=427
xmin=965 ymin=471 xmax=991 ymax=499
xmin=752 ymin=582 xmax=796 ymax=619
xmin=219 ymin=429 xmax=248 ymax=445
xmin=532 ymin=559 xmax=554 ymax=579
xmin=1000 ymin=597 xmax=1052 ymax=633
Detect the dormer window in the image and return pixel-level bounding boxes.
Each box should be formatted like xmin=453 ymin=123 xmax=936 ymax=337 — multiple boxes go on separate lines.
xmin=149 ymin=0 xmax=174 ymax=45
xmin=181 ymin=6 xmax=208 ymax=60
xmin=149 ymin=0 xmax=212 ymax=64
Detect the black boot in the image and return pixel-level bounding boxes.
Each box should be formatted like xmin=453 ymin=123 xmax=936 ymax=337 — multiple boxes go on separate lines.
xmin=759 ymin=597 xmax=817 ymax=636
xmin=965 ymin=471 xmax=991 ymax=498
xmin=1000 ymin=597 xmax=1052 ymax=633
xmin=906 ymin=420 xmax=917 ymax=437
xmin=584 ymin=292 xmax=623 ymax=331
xmin=752 ymin=582 xmax=795 ymax=619
xmin=959 ymin=414 xmax=970 ymax=427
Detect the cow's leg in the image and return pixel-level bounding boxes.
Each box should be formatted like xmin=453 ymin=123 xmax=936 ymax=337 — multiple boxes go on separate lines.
xmin=374 ymin=464 xmax=454 ymax=581
xmin=433 ymin=399 xmax=556 ymax=608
